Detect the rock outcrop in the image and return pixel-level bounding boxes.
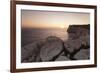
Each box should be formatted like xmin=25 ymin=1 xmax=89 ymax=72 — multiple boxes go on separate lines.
xmin=40 ymin=36 xmax=64 ymax=61
xmin=21 ymin=41 xmax=44 ymax=62
xmin=67 ymin=25 xmax=90 ymax=40
xmin=55 ymin=55 xmax=70 ymax=61
xmin=21 ymin=24 xmax=90 ymax=62
xmin=64 ymin=39 xmax=82 ymax=54
xmin=64 ymin=24 xmax=90 ymax=60
xmin=74 ymin=49 xmax=90 ymax=60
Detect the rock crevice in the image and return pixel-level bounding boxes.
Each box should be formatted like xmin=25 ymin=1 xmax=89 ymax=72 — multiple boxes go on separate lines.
xmin=21 ymin=24 xmax=90 ymax=62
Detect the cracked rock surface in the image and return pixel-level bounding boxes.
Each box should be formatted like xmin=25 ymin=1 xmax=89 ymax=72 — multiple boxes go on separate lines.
xmin=21 ymin=41 xmax=44 ymax=62
xmin=40 ymin=36 xmax=64 ymax=61
xmin=21 ymin=25 xmax=90 ymax=63
xmin=74 ymin=49 xmax=90 ymax=60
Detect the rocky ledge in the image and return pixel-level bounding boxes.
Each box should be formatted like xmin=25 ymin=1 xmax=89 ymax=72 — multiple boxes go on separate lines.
xmin=21 ymin=24 xmax=90 ymax=63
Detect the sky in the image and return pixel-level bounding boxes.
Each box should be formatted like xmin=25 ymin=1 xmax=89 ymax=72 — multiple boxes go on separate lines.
xmin=21 ymin=10 xmax=90 ymax=28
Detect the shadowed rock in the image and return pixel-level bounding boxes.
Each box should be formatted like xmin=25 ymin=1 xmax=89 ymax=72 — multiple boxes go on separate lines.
xmin=55 ymin=56 xmax=70 ymax=61
xmin=21 ymin=24 xmax=90 ymax=62
xmin=40 ymin=36 xmax=63 ymax=61
xmin=74 ymin=49 xmax=90 ymax=60
xmin=64 ymin=24 xmax=90 ymax=52
xmin=64 ymin=24 xmax=90 ymax=60
xmin=64 ymin=39 xmax=82 ymax=54
xmin=21 ymin=41 xmax=44 ymax=62
xmin=54 ymin=51 xmax=70 ymax=61
xmin=67 ymin=25 xmax=90 ymax=40
xmin=67 ymin=25 xmax=90 ymax=33
xmin=64 ymin=35 xmax=90 ymax=54
xmin=79 ymin=35 xmax=90 ymax=47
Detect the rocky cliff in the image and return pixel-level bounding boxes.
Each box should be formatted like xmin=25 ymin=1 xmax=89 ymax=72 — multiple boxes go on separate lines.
xmin=21 ymin=24 xmax=90 ymax=62
xmin=64 ymin=24 xmax=90 ymax=60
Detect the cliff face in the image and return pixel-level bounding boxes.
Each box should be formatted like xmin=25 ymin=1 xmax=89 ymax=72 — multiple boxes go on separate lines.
xmin=67 ymin=24 xmax=90 ymax=40
xmin=67 ymin=24 xmax=90 ymax=33
xmin=64 ymin=24 xmax=90 ymax=60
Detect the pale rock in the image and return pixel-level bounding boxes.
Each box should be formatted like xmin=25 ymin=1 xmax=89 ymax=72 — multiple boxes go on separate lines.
xmin=74 ymin=49 xmax=90 ymax=60
xmin=55 ymin=56 xmax=70 ymax=61
xmin=64 ymin=39 xmax=82 ymax=53
xmin=40 ymin=36 xmax=63 ymax=61
xmin=21 ymin=41 xmax=42 ymax=62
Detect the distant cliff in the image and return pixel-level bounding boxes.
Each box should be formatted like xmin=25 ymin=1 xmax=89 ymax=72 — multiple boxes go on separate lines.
xmin=67 ymin=24 xmax=90 ymax=39
xmin=64 ymin=24 xmax=90 ymax=60
xmin=67 ymin=24 xmax=90 ymax=33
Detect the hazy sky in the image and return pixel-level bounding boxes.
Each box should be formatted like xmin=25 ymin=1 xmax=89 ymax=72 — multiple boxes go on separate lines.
xmin=21 ymin=10 xmax=90 ymax=28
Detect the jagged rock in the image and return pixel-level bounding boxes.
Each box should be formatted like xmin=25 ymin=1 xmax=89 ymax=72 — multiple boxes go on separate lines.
xmin=67 ymin=25 xmax=90 ymax=40
xmin=21 ymin=41 xmax=43 ymax=62
xmin=64 ymin=24 xmax=90 ymax=54
xmin=21 ymin=25 xmax=90 ymax=62
xmin=28 ymin=54 xmax=41 ymax=62
xmin=64 ymin=39 xmax=82 ymax=54
xmin=67 ymin=25 xmax=90 ymax=33
xmin=54 ymin=51 xmax=70 ymax=61
xmin=40 ymin=36 xmax=63 ymax=61
xmin=79 ymin=35 xmax=90 ymax=47
xmin=74 ymin=49 xmax=90 ymax=60
xmin=55 ymin=56 xmax=70 ymax=61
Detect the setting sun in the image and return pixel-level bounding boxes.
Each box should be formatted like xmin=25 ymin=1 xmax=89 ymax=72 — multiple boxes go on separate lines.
xmin=60 ymin=25 xmax=65 ymax=28
xmin=22 ymin=10 xmax=90 ymax=28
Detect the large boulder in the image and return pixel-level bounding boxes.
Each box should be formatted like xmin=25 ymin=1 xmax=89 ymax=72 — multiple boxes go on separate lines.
xmin=40 ymin=36 xmax=64 ymax=61
xmin=74 ymin=49 xmax=90 ymax=60
xmin=55 ymin=51 xmax=70 ymax=61
xmin=64 ymin=24 xmax=90 ymax=53
xmin=64 ymin=34 xmax=90 ymax=54
xmin=64 ymin=39 xmax=82 ymax=54
xmin=79 ymin=35 xmax=90 ymax=47
xmin=21 ymin=41 xmax=44 ymax=62
xmin=55 ymin=56 xmax=70 ymax=61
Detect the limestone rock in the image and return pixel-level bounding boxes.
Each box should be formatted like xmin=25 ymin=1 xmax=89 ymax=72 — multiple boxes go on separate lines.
xmin=40 ymin=36 xmax=63 ymax=61
xmin=64 ymin=24 xmax=90 ymax=54
xmin=64 ymin=39 xmax=82 ymax=53
xmin=21 ymin=41 xmax=43 ymax=62
xmin=74 ymin=49 xmax=90 ymax=60
xmin=67 ymin=25 xmax=90 ymax=40
xmin=79 ymin=35 xmax=90 ymax=47
xmin=55 ymin=56 xmax=70 ymax=61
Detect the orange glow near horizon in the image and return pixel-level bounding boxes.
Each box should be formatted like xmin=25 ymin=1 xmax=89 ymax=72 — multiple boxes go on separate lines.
xmin=21 ymin=10 xmax=90 ymax=29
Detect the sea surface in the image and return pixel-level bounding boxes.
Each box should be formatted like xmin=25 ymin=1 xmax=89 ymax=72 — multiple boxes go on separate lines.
xmin=21 ymin=28 xmax=68 ymax=47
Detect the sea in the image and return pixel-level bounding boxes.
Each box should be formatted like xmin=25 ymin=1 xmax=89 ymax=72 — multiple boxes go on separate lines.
xmin=21 ymin=28 xmax=68 ymax=47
